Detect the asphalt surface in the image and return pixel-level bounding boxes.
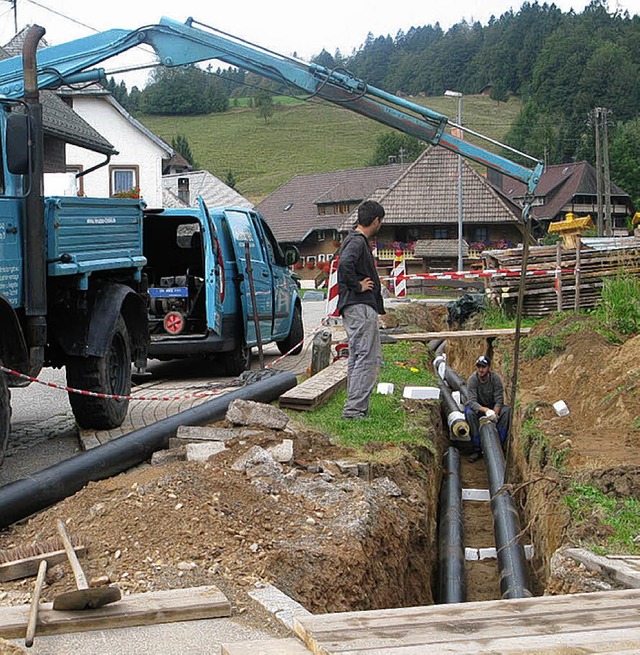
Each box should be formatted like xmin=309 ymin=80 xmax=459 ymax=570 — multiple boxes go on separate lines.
xmin=0 ymin=299 xmax=329 ymax=486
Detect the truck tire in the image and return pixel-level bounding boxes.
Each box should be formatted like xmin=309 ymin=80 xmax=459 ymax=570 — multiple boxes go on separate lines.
xmin=220 ymin=342 xmax=252 ymax=376
xmin=277 ymin=304 xmax=304 ymax=356
xmin=0 ymin=370 xmax=10 ymax=466
xmin=66 ymin=315 xmax=131 ymax=430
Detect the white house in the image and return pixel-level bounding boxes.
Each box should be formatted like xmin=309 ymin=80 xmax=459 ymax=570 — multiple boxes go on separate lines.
xmin=59 ymin=86 xmax=172 ymax=207
xmin=162 ymin=170 xmax=253 ymax=210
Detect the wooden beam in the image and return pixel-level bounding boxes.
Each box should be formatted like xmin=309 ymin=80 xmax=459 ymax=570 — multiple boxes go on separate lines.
xmin=222 ymin=638 xmax=312 ymax=655
xmin=0 ymin=585 xmax=230 ymax=639
xmin=385 ymin=328 xmax=532 ymax=342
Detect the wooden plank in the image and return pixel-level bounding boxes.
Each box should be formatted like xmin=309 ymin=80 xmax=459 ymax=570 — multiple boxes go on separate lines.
xmin=0 ymin=546 xmax=87 ymax=582
xmin=0 ymin=585 xmax=229 ymax=639
xmin=280 ymin=359 xmax=348 ymax=411
xmin=294 ymin=589 xmax=640 ymax=654
xmin=222 ymin=638 xmax=312 ymax=654
xmin=387 ymin=328 xmax=531 ymax=341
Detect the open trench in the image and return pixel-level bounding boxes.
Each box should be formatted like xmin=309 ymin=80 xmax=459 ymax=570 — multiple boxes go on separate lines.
xmin=301 ymin=337 xmax=549 ymax=613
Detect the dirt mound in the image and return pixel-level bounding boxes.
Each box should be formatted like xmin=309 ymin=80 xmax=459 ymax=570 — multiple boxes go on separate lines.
xmin=0 ymin=427 xmax=436 ymax=621
xmin=517 ymin=316 xmax=640 ymax=470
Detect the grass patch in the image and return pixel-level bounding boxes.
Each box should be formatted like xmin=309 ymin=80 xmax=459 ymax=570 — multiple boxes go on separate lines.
xmin=564 ymin=483 xmax=640 ymax=555
xmin=137 ymin=94 xmax=521 ymax=202
xmin=522 ymin=335 xmax=565 ymax=360
xmin=521 ymin=412 xmax=568 ymax=470
xmin=594 ymin=273 xmax=640 ymax=336
xmin=293 ymin=342 xmax=439 ymax=450
xmin=481 ymin=303 xmax=539 ymax=330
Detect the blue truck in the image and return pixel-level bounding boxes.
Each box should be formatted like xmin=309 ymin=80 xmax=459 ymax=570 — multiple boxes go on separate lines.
xmin=0 ymin=17 xmax=543 ymax=466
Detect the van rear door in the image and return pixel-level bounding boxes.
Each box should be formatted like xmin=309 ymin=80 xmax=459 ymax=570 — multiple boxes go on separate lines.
xmin=224 ymin=209 xmax=274 ymax=346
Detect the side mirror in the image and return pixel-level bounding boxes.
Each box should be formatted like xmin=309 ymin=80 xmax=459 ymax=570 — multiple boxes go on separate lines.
xmin=284 ymin=245 xmax=301 ymax=267
xmin=6 ymin=112 xmax=31 ymax=175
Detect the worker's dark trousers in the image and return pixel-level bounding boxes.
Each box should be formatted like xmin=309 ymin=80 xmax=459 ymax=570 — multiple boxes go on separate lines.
xmin=465 ymin=406 xmax=510 ymax=453
xmin=341 ymin=304 xmax=381 ymax=418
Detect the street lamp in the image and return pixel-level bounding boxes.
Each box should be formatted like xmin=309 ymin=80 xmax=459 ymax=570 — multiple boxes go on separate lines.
xmin=444 ymin=89 xmax=463 ymax=272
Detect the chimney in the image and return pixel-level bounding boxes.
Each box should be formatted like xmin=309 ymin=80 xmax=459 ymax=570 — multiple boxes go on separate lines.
xmin=178 ymin=177 xmax=190 ymax=205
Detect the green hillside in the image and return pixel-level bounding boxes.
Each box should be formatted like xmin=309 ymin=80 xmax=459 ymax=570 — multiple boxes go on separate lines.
xmin=139 ymin=95 xmax=522 ymax=203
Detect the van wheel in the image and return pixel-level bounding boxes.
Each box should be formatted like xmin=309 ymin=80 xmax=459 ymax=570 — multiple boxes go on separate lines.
xmin=220 ymin=342 xmax=251 ymax=376
xmin=277 ymin=304 xmax=304 ymax=356
xmin=66 ymin=315 xmax=131 ymax=429
xmin=0 ymin=370 xmax=11 ymax=466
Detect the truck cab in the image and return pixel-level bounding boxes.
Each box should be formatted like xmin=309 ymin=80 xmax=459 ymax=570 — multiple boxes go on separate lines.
xmin=142 ymin=199 xmax=303 ymax=374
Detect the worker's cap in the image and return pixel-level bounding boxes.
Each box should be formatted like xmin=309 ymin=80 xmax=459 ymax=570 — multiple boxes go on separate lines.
xmin=475 ymin=355 xmax=491 ymax=367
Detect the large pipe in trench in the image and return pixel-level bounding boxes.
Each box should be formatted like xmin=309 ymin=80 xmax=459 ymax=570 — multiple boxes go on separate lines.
xmin=433 ymin=356 xmax=469 ymax=441
xmin=480 ymin=418 xmax=532 ymax=600
xmin=0 ymin=371 xmax=297 ymax=529
xmin=438 ymin=446 xmax=466 ymax=603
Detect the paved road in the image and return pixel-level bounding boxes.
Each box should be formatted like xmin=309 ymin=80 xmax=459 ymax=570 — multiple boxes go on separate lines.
xmin=0 ymin=300 xmax=330 ymax=486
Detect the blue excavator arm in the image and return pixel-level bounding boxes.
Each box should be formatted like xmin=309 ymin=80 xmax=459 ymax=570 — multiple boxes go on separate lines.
xmin=0 ymin=16 xmax=543 ymax=196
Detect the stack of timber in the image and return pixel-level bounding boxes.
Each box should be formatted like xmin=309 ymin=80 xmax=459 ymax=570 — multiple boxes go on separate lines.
xmin=482 ymin=239 xmax=640 ymax=317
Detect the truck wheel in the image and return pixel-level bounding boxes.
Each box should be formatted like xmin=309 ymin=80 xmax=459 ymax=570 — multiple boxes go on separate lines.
xmin=220 ymin=342 xmax=252 ymax=376
xmin=66 ymin=315 xmax=131 ymax=430
xmin=277 ymin=304 xmax=304 ymax=356
xmin=0 ymin=370 xmax=10 ymax=466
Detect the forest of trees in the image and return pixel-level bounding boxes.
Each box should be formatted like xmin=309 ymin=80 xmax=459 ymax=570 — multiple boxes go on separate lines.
xmin=107 ymin=0 xmax=640 ymax=205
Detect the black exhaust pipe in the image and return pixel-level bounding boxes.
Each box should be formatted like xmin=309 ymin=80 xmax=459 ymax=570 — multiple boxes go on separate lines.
xmin=22 ymin=26 xmax=47 ymax=374
xmin=438 ymin=446 xmax=466 ymax=603
xmin=0 ymin=372 xmax=296 ymax=529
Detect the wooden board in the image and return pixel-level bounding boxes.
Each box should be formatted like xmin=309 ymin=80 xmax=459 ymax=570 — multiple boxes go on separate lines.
xmin=385 ymin=328 xmax=531 ymax=342
xmin=279 ymin=359 xmax=348 ymax=411
xmin=0 ymin=585 xmax=229 ymax=639
xmin=294 ymin=588 xmax=640 ymax=654
xmin=222 ymin=638 xmax=312 ymax=654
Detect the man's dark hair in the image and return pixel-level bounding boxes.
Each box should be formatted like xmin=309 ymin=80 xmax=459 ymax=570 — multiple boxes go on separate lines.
xmin=357 ymin=200 xmax=385 ymax=227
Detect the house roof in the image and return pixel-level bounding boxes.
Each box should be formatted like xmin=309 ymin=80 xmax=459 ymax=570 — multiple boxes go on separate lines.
xmin=489 ymin=161 xmax=632 ymax=221
xmin=1 ymin=30 xmax=115 ymax=155
xmin=255 ymin=164 xmax=410 ymax=242
xmin=414 ymin=239 xmax=469 ymax=257
xmin=339 ymin=146 xmax=521 ymax=230
xmin=162 ymin=170 xmax=253 ymax=209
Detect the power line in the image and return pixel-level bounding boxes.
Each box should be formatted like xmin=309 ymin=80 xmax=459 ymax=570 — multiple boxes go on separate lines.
xmin=23 ymin=0 xmax=97 ymax=32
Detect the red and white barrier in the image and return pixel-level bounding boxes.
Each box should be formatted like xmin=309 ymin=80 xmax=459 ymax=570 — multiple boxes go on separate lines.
xmin=391 ymin=251 xmax=406 ymax=298
xmin=380 ymin=266 xmax=575 ymax=283
xmin=326 ymin=256 xmax=340 ymax=317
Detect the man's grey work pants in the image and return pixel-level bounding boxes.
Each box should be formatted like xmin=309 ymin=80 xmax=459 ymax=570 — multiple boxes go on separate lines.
xmin=341 ymin=304 xmax=381 ymax=418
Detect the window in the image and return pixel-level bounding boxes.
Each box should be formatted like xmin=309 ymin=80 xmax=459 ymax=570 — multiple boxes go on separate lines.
xmin=317 ymin=230 xmax=325 ymax=242
xmin=474 ymin=227 xmax=488 ymax=243
xmin=109 ymin=165 xmax=139 ymax=197
xmin=318 ymin=253 xmax=326 ymax=262
xmin=435 ymin=228 xmax=449 ymax=239
xmin=66 ymin=165 xmax=84 ymax=196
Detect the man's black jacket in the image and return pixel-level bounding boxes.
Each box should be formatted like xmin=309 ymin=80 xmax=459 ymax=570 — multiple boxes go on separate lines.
xmin=337 ymin=230 xmax=385 ymax=315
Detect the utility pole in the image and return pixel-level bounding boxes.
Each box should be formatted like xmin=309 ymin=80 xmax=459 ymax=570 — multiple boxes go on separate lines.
xmin=0 ymin=0 xmax=17 ymax=35
xmin=591 ymin=107 xmax=613 ymax=237
xmin=593 ymin=108 xmax=603 ymax=236
xmin=602 ymin=109 xmax=613 ymax=237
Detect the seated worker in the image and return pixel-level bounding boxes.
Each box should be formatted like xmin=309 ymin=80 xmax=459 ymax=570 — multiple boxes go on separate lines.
xmin=465 ymin=355 xmax=510 ymax=462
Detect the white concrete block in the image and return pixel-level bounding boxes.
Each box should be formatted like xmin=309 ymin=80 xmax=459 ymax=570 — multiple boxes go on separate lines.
xmin=402 ymin=386 xmax=440 ymax=400
xmin=553 ymin=400 xmax=570 ymax=416
xmin=377 ymin=382 xmax=395 ymax=395
xmin=186 ymin=441 xmax=226 ymax=462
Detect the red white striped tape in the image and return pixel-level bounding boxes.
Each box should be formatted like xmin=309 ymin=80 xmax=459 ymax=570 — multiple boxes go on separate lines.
xmin=380 ymin=267 xmax=574 ymax=282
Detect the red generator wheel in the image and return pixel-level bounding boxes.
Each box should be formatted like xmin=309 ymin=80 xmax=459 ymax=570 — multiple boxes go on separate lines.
xmin=164 ymin=311 xmax=185 ymax=335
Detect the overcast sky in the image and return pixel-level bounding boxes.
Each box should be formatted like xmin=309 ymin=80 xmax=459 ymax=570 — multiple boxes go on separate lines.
xmin=1 ymin=0 xmax=639 ymax=88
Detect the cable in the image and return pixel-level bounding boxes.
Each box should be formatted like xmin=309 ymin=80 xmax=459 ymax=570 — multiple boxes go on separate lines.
xmin=23 ymin=0 xmax=97 ymax=32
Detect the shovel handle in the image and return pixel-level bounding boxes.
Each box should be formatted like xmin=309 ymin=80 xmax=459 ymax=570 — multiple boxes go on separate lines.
xmin=56 ymin=519 xmax=88 ymax=590
xmin=25 ymin=559 xmax=47 ymax=647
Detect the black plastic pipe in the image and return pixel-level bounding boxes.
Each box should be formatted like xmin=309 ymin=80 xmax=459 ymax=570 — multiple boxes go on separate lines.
xmin=0 ymin=371 xmax=297 ymax=529
xmin=438 ymin=447 xmax=466 ymax=603
xmin=480 ymin=418 xmax=532 ymax=600
xmin=436 ymin=379 xmax=469 ymax=441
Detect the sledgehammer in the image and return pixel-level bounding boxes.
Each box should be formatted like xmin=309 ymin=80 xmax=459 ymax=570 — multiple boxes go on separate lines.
xmin=52 ymin=520 xmax=121 ymax=610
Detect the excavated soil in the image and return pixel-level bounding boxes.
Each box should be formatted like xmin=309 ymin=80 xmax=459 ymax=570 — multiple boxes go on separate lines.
xmin=1 ymin=305 xmax=639 ymax=621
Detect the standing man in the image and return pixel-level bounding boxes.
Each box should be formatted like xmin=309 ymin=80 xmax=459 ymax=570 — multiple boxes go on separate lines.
xmin=465 ymin=355 xmax=510 ymax=462
xmin=337 ymin=200 xmax=386 ymax=420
